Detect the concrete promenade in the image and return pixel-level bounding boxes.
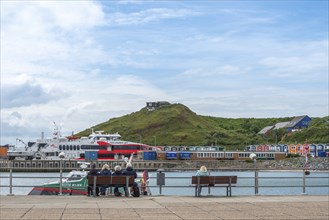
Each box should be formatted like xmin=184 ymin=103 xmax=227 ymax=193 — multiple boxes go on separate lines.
xmin=0 ymin=195 xmax=328 ymax=220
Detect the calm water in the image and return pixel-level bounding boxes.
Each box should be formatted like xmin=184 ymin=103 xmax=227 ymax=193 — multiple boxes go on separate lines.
xmin=1 ymin=171 xmax=328 ymax=196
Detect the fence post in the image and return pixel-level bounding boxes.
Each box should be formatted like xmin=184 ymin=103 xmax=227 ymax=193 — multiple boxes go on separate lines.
xmin=302 ymin=169 xmax=307 ymax=195
xmin=7 ymin=161 xmax=14 ymax=196
xmin=93 ymin=176 xmax=97 ymax=197
xmin=59 ymin=160 xmax=63 ymax=195
xmin=58 ymin=153 xmax=66 ymax=196
xmin=207 ymin=171 xmax=211 ymax=196
xmin=126 ymin=176 xmax=130 ymax=196
xmin=255 ymin=169 xmax=259 ymax=195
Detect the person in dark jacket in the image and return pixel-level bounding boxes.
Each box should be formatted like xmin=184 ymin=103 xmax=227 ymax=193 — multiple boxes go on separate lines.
xmin=87 ymin=163 xmax=99 ymax=196
xmin=123 ymin=163 xmax=138 ymax=186
xmin=112 ymin=165 xmax=128 ymax=196
xmin=123 ymin=163 xmax=140 ymax=197
xmin=99 ymin=164 xmax=111 ymax=195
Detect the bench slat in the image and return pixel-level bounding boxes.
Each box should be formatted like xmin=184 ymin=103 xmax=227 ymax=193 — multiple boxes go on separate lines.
xmin=210 ymin=176 xmax=237 ymax=184
xmin=192 ymin=176 xmax=237 ymax=185
xmin=88 ymin=176 xmax=134 ymax=185
xmin=191 ymin=176 xmax=210 ymax=184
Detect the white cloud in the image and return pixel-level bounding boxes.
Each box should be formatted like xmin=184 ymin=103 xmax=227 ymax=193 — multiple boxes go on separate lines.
xmin=260 ymin=52 xmax=328 ymax=78
xmin=182 ymin=65 xmax=246 ymax=77
xmin=107 ymin=8 xmax=200 ymax=25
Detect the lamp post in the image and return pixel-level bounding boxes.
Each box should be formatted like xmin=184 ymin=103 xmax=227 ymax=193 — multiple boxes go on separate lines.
xmin=137 ymin=134 xmax=142 ymax=148
xmin=58 ymin=152 xmax=66 ymax=196
xmin=250 ymin=153 xmax=258 ymax=195
xmin=153 ymin=136 xmax=157 ymax=147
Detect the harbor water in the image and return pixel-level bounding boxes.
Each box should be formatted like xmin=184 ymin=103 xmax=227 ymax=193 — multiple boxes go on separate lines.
xmin=1 ymin=170 xmax=328 ymax=196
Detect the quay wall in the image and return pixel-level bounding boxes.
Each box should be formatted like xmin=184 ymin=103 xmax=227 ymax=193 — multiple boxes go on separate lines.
xmin=0 ymin=159 xmax=179 ymax=172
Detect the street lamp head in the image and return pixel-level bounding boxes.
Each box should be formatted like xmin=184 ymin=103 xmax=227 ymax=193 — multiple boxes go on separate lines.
xmin=249 ymin=153 xmax=257 ymax=161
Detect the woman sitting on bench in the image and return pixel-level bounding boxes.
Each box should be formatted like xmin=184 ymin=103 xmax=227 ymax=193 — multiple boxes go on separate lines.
xmin=196 ymin=165 xmax=209 ymax=195
xmin=112 ymin=165 xmax=129 ymax=197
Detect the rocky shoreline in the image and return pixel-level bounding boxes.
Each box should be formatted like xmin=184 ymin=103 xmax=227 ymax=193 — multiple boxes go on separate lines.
xmin=171 ymin=157 xmax=329 ymax=170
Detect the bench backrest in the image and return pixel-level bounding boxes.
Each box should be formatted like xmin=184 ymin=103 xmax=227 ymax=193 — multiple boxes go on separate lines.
xmin=192 ymin=176 xmax=237 ymax=185
xmin=88 ymin=175 xmax=134 ymax=185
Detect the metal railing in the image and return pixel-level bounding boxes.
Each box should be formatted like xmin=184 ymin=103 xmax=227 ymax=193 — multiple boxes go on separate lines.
xmin=1 ymin=168 xmax=328 ymax=196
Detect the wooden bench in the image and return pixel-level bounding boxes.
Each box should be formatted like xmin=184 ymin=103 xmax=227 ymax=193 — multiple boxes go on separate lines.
xmin=88 ymin=175 xmax=135 ymax=197
xmin=192 ymin=176 xmax=237 ymax=197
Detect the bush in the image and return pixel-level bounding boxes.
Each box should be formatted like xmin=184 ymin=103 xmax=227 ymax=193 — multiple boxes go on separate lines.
xmin=286 ymin=154 xmax=300 ymax=158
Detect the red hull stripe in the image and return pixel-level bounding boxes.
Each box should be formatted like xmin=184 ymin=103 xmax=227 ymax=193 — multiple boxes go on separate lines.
xmin=29 ymin=187 xmax=87 ymax=195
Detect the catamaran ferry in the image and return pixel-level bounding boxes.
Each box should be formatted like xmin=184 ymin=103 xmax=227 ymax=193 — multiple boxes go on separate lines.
xmin=7 ymin=123 xmax=156 ymax=160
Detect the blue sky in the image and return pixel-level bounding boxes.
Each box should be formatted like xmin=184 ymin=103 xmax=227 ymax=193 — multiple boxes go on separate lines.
xmin=1 ymin=0 xmax=328 ymax=145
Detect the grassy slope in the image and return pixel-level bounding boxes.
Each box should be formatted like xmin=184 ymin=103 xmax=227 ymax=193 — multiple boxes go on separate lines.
xmin=76 ymin=104 xmax=329 ymax=150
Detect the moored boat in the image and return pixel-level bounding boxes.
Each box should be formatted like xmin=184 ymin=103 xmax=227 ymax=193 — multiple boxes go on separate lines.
xmin=8 ymin=122 xmax=157 ymax=160
xmin=28 ymin=162 xmax=89 ymax=195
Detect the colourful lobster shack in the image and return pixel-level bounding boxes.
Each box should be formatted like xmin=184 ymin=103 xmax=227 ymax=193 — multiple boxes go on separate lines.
xmin=166 ymin=152 xmax=178 ymax=159
xmin=180 ymin=152 xmax=191 ymax=160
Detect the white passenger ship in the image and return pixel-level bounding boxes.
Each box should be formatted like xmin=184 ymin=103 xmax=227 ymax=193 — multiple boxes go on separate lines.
xmin=7 ymin=123 xmax=146 ymax=160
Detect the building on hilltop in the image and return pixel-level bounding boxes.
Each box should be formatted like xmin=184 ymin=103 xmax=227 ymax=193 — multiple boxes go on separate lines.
xmin=146 ymin=101 xmax=170 ymax=111
xmin=258 ymin=115 xmax=312 ymax=136
xmin=274 ymin=121 xmax=290 ymax=129
xmin=285 ymin=115 xmax=312 ymax=132
xmin=257 ymin=126 xmax=275 ymax=136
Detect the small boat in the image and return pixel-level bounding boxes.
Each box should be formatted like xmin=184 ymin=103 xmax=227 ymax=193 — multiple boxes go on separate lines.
xmin=28 ymin=162 xmax=89 ymax=195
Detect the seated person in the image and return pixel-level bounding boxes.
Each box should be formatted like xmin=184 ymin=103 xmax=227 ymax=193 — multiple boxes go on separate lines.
xmin=195 ymin=165 xmax=209 ymax=195
xmin=87 ymin=164 xmax=99 ymax=196
xmin=112 ymin=165 xmax=128 ymax=196
xmin=99 ymin=164 xmax=111 ymax=195
xmin=123 ymin=163 xmax=140 ymax=197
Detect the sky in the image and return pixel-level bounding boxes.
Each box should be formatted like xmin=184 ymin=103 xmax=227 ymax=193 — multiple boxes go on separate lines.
xmin=1 ymin=0 xmax=328 ymax=145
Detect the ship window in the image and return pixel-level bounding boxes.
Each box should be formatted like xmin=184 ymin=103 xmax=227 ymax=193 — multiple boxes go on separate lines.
xmin=77 ymin=146 xmax=80 ymax=150
xmin=67 ymin=175 xmax=83 ymax=181
xmin=59 ymin=145 xmax=62 ymax=150
xmin=70 ymin=145 xmax=73 ymax=151
xmin=74 ymin=145 xmax=76 ymax=150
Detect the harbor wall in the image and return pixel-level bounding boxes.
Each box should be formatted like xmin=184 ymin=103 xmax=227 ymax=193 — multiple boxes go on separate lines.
xmin=0 ymin=159 xmax=178 ymax=172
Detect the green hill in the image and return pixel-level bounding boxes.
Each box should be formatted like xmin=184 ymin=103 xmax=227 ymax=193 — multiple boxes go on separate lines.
xmin=76 ymin=103 xmax=329 ymax=150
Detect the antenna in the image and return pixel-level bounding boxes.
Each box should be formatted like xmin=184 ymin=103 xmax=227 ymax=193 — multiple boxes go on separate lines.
xmin=16 ymin=138 xmax=28 ymax=151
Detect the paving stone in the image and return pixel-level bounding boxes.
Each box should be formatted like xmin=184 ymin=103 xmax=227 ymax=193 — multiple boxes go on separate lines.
xmin=63 ymin=208 xmax=99 ymax=214
xmin=21 ymin=213 xmax=62 ymax=220
xmin=61 ymin=213 xmax=101 ymax=220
